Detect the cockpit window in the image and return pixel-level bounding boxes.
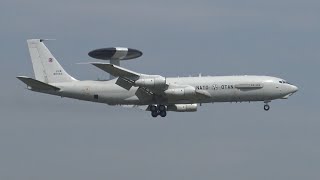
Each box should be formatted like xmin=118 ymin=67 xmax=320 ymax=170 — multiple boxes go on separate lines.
xmin=279 ymin=80 xmax=290 ymax=84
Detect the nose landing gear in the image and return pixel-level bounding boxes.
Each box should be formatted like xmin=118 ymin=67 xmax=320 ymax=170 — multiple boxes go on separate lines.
xmin=150 ymin=105 xmax=167 ymax=118
xmin=263 ymin=101 xmax=270 ymax=111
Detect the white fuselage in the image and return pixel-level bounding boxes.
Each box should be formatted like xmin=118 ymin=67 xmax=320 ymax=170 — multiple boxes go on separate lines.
xmin=44 ymin=75 xmax=297 ymax=106
xmin=19 ymin=39 xmax=298 ymax=117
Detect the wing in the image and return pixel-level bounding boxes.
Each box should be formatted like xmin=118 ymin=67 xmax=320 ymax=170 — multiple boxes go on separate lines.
xmin=90 ymin=63 xmax=141 ymax=79
xmin=83 ymin=62 xmax=164 ymax=91
xmin=84 ymin=63 xmax=211 ymax=100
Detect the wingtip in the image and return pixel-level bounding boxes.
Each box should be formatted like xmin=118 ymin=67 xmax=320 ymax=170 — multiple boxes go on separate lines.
xmin=16 ymin=76 xmax=30 ymax=79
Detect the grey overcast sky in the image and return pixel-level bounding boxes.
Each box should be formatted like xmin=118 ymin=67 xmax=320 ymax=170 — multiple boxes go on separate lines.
xmin=1 ymin=0 xmax=320 ymax=179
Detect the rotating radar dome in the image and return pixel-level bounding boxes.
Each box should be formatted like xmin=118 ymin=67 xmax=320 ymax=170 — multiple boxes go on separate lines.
xmin=88 ymin=47 xmax=142 ymax=60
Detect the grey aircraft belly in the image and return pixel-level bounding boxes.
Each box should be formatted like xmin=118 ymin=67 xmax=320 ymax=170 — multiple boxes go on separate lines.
xmin=17 ymin=39 xmax=298 ymax=117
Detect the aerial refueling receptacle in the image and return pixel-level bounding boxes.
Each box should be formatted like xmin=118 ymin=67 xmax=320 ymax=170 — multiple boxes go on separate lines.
xmin=88 ymin=47 xmax=143 ymax=79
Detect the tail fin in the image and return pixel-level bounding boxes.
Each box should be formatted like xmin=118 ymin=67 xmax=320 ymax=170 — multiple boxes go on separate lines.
xmin=27 ymin=39 xmax=77 ymax=83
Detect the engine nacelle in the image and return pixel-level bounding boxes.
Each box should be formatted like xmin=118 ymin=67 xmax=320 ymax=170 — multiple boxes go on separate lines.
xmin=164 ymin=86 xmax=196 ymax=97
xmin=167 ymin=104 xmax=198 ymax=112
xmin=135 ymin=77 xmax=166 ymax=89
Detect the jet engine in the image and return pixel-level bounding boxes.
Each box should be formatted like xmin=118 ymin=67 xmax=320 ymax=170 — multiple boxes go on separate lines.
xmin=167 ymin=104 xmax=198 ymax=112
xmin=164 ymin=86 xmax=196 ymax=97
xmin=135 ymin=77 xmax=166 ymax=89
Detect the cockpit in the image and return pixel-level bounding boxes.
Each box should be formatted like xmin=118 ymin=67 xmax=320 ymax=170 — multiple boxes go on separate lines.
xmin=279 ymin=80 xmax=291 ymax=85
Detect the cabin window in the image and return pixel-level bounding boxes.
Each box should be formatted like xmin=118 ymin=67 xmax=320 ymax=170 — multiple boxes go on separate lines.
xmin=94 ymin=95 xmax=99 ymax=99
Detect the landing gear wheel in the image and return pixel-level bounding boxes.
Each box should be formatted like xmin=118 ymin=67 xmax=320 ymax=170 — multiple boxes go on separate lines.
xmin=159 ymin=111 xmax=167 ymax=117
xmin=150 ymin=105 xmax=157 ymax=112
xmin=151 ymin=111 xmax=158 ymax=117
xmin=158 ymin=105 xmax=166 ymax=111
xmin=264 ymin=104 xmax=270 ymax=111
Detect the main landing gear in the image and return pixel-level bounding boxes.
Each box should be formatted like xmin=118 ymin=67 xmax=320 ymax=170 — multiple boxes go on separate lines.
xmin=264 ymin=101 xmax=270 ymax=111
xmin=150 ymin=105 xmax=167 ymax=118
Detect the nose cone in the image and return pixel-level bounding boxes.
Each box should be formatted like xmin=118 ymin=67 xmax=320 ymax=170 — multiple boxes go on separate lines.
xmin=290 ymin=85 xmax=298 ymax=93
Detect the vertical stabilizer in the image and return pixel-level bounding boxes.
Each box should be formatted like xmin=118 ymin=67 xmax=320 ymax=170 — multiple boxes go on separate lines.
xmin=27 ymin=39 xmax=77 ymax=83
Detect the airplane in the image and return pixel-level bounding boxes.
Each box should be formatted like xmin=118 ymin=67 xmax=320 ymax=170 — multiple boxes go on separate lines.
xmin=17 ymin=39 xmax=298 ymax=117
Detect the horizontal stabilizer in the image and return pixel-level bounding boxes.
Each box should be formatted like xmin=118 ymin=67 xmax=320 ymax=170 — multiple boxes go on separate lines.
xmin=17 ymin=76 xmax=60 ymax=91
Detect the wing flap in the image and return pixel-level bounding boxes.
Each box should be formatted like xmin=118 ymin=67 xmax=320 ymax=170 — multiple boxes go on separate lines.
xmin=115 ymin=77 xmax=134 ymax=90
xmin=195 ymin=90 xmax=212 ymax=99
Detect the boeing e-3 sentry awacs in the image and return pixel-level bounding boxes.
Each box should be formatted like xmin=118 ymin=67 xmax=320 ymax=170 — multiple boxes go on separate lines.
xmin=17 ymin=39 xmax=298 ymax=117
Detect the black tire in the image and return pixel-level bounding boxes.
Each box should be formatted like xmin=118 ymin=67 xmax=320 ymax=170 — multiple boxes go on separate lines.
xmin=264 ymin=105 xmax=270 ymax=111
xmin=151 ymin=111 xmax=158 ymax=117
xmin=159 ymin=111 xmax=167 ymax=117
xmin=158 ymin=105 xmax=166 ymax=111
xmin=150 ymin=105 xmax=157 ymax=112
